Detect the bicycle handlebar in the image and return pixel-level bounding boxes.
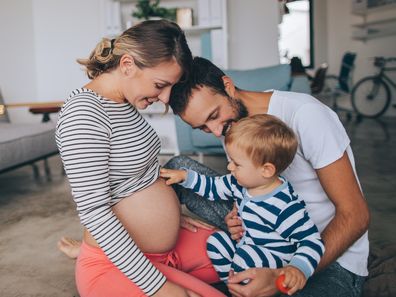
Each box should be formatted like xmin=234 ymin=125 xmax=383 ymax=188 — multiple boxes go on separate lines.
xmin=371 ymin=56 xmax=396 ymax=62
xmin=369 ymin=56 xmax=396 ymax=68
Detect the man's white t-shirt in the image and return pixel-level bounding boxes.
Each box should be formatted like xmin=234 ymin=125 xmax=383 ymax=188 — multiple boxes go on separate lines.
xmin=267 ymin=90 xmax=369 ymax=276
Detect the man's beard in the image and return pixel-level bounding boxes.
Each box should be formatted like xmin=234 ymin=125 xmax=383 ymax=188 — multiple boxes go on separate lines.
xmin=221 ymin=97 xmax=249 ymax=136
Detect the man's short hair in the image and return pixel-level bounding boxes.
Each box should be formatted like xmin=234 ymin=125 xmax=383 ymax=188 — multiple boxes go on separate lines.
xmin=169 ymin=57 xmax=228 ymax=115
xmin=225 ymin=114 xmax=298 ymax=175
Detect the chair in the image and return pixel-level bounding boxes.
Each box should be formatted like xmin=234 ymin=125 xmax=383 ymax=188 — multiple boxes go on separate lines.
xmin=310 ymin=63 xmax=328 ymax=94
xmin=322 ymin=52 xmax=356 ymax=116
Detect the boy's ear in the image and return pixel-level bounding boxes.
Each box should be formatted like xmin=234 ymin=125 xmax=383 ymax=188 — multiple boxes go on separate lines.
xmin=119 ymin=54 xmax=137 ymax=76
xmin=222 ymin=76 xmax=236 ymax=97
xmin=261 ymin=163 xmax=277 ymax=178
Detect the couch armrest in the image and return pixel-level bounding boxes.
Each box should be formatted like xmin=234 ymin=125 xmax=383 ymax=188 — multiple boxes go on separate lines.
xmin=174 ymin=116 xmax=224 ymax=155
xmin=290 ymin=75 xmax=311 ymax=94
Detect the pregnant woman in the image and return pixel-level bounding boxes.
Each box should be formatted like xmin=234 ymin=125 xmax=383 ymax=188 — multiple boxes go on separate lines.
xmin=56 ymin=20 xmax=224 ymax=297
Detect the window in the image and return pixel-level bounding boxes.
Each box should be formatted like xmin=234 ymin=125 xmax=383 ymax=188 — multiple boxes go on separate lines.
xmin=278 ymin=0 xmax=314 ymax=68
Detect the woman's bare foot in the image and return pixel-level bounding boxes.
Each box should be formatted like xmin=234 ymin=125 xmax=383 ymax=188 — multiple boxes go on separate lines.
xmin=57 ymin=237 xmax=81 ymax=259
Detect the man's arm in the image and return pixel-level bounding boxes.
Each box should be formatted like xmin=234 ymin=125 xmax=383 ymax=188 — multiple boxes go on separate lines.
xmin=315 ymin=151 xmax=370 ymax=271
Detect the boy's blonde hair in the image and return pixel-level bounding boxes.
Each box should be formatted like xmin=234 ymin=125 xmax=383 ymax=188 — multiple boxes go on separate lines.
xmin=225 ymin=114 xmax=298 ymax=175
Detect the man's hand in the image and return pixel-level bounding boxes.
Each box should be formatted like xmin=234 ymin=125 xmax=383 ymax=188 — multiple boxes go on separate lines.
xmin=227 ymin=268 xmax=280 ymax=297
xmin=225 ymin=203 xmax=244 ymax=242
xmin=160 ymin=168 xmax=187 ymax=185
xmin=180 ymin=215 xmax=216 ymax=232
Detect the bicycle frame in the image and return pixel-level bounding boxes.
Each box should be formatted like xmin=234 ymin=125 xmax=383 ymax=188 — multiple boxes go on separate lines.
xmin=369 ymin=65 xmax=396 ymax=100
xmin=377 ymin=62 xmax=396 ymax=88
xmin=381 ymin=73 xmax=396 ymax=89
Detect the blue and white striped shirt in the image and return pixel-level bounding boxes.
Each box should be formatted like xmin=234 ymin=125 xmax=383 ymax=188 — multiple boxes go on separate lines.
xmin=181 ymin=169 xmax=325 ymax=278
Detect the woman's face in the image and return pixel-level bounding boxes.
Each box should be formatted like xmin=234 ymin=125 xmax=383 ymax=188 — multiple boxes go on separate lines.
xmin=125 ymin=58 xmax=183 ymax=109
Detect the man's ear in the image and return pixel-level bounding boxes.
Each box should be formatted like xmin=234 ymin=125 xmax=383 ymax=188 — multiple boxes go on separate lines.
xmin=261 ymin=163 xmax=277 ymax=178
xmin=119 ymin=54 xmax=137 ymax=77
xmin=222 ymin=76 xmax=237 ymax=98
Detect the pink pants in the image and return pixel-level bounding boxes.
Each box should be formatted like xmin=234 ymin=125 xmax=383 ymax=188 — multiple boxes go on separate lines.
xmin=75 ymin=228 xmax=225 ymax=297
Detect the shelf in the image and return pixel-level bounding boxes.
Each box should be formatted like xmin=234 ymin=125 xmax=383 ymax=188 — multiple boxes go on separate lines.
xmin=352 ymin=17 xmax=396 ymax=28
xmin=115 ymin=0 xmax=187 ymax=2
xmin=352 ymin=2 xmax=396 ymax=15
xmin=183 ymin=25 xmax=222 ymax=34
xmin=352 ymin=28 xmax=396 ymax=41
xmin=351 ymin=3 xmax=396 ymax=41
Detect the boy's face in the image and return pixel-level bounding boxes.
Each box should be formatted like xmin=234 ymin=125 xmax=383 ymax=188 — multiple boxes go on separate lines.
xmin=226 ymin=143 xmax=265 ymax=190
xmin=180 ymin=85 xmax=247 ymax=137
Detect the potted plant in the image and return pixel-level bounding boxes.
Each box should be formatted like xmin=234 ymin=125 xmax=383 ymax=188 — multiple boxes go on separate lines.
xmin=132 ymin=0 xmax=176 ymax=21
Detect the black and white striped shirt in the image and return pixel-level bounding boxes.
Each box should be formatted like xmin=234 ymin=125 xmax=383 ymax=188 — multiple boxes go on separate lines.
xmin=56 ymin=88 xmax=165 ymax=295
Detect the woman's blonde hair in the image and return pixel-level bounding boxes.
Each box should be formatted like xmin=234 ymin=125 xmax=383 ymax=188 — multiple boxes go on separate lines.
xmin=78 ymin=20 xmax=192 ymax=79
xmin=225 ymin=114 xmax=298 ymax=175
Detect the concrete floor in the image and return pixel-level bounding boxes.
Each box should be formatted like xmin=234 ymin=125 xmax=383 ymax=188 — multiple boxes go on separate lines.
xmin=0 ymin=115 xmax=395 ymax=297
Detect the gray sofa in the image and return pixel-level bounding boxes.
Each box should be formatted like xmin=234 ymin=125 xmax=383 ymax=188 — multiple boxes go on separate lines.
xmin=0 ymin=93 xmax=58 ymax=174
xmin=0 ymin=123 xmax=58 ymax=174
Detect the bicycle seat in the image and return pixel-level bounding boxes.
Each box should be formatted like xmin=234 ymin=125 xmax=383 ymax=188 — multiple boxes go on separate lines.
xmin=374 ymin=57 xmax=386 ymax=67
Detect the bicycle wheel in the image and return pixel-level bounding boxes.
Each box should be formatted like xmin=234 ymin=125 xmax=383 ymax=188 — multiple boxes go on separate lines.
xmin=351 ymin=76 xmax=391 ymax=118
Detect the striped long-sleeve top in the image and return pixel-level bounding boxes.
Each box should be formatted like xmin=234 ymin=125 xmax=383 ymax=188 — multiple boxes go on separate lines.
xmin=180 ymin=169 xmax=325 ymax=279
xmin=55 ymin=88 xmax=166 ymax=295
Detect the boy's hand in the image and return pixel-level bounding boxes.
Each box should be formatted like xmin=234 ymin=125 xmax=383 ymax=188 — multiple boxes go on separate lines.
xmin=225 ymin=203 xmax=243 ymax=242
xmin=277 ymin=266 xmax=307 ymax=295
xmin=160 ymin=168 xmax=187 ymax=185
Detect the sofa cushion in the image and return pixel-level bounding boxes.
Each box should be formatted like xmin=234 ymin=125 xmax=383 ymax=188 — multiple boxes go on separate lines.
xmin=224 ymin=64 xmax=291 ymax=92
xmin=0 ymin=122 xmax=58 ymax=171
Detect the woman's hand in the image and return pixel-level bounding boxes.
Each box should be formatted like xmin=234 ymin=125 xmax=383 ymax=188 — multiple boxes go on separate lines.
xmin=225 ymin=203 xmax=244 ymax=242
xmin=181 ymin=215 xmax=215 ymax=232
xmin=227 ymin=268 xmax=280 ymax=297
xmin=160 ymin=168 xmax=187 ymax=185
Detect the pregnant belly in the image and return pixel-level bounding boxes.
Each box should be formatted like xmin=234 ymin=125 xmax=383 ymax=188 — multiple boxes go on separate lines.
xmin=112 ymin=178 xmax=181 ymax=253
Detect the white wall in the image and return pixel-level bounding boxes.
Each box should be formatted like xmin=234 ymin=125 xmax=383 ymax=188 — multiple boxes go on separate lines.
xmin=227 ymin=0 xmax=280 ymax=69
xmin=0 ymin=0 xmax=37 ymax=102
xmin=32 ymin=0 xmax=105 ymax=102
xmin=0 ymin=0 xmax=108 ymax=122
xmin=325 ymin=0 xmax=396 ymax=116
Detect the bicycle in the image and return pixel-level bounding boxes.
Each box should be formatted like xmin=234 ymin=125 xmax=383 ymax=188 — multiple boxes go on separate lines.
xmin=351 ymin=57 xmax=396 ymax=118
